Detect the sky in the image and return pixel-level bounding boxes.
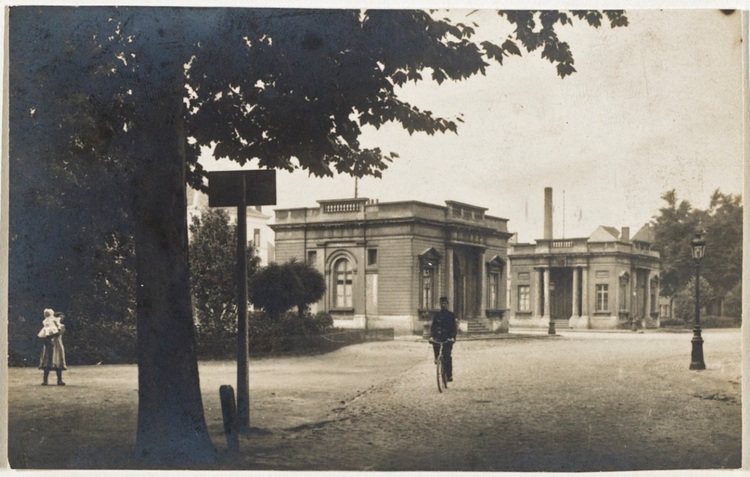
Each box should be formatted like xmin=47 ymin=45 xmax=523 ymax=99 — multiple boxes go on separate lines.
xmin=201 ymin=8 xmax=744 ymax=244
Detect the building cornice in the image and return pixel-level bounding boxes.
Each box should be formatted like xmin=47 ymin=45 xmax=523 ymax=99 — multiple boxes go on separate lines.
xmin=271 ymin=215 xmax=513 ymax=239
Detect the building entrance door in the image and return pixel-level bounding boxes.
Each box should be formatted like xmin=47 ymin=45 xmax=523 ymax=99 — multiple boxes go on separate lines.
xmin=452 ymin=246 xmax=482 ymax=320
xmin=550 ymin=268 xmax=573 ymax=320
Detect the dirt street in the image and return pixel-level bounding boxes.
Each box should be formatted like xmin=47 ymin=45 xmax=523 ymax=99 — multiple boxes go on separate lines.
xmin=7 ymin=329 xmax=741 ymax=471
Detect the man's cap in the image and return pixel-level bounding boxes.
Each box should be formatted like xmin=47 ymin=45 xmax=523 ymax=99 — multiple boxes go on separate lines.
xmin=439 ymin=296 xmax=448 ymax=302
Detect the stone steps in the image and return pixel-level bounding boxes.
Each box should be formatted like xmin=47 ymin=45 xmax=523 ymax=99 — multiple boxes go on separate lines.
xmin=465 ymin=320 xmax=494 ymax=334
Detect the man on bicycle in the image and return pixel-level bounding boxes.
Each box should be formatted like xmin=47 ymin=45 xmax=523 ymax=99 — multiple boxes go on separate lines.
xmin=430 ymin=296 xmax=457 ymax=381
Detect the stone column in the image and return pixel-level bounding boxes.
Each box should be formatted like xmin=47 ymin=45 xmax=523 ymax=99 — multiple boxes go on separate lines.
xmin=446 ymin=248 xmax=454 ymax=306
xmin=644 ymin=271 xmax=652 ymax=322
xmin=543 ymin=267 xmax=551 ymax=320
xmin=478 ymin=251 xmax=486 ymax=319
xmin=631 ymin=268 xmax=638 ymax=318
xmin=571 ymin=267 xmax=579 ymax=321
xmin=534 ymin=268 xmax=542 ymax=317
xmin=580 ymin=267 xmax=589 ymax=327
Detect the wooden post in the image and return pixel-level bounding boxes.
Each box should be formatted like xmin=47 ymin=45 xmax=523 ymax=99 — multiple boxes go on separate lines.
xmin=208 ymin=170 xmax=276 ymax=432
xmin=236 ymin=176 xmax=250 ymax=429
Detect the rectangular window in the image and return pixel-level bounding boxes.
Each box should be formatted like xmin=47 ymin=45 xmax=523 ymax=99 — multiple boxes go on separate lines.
xmin=367 ymin=248 xmax=378 ymax=266
xmin=253 ymin=228 xmax=261 ymax=249
xmin=334 ymin=258 xmax=353 ymax=308
xmin=336 ymin=274 xmax=353 ymax=307
xmin=596 ymin=284 xmax=609 ymax=312
xmin=307 ymin=250 xmax=317 ymax=267
xmin=518 ymin=285 xmax=530 ymax=312
xmin=487 ymin=273 xmax=500 ymax=309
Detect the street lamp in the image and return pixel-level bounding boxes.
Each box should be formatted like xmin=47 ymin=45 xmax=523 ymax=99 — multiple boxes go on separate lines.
xmin=689 ymin=229 xmax=706 ymax=370
xmin=548 ymin=281 xmax=556 ymax=335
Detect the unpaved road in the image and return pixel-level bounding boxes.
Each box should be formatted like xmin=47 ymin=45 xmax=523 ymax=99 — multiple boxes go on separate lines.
xmin=8 ymin=329 xmax=741 ymax=471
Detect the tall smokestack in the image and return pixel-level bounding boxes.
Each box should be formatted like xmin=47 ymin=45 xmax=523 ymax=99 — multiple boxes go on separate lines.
xmin=544 ymin=187 xmax=553 ymax=240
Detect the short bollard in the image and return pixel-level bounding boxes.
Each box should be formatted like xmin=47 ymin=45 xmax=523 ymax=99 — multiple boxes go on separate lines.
xmin=220 ymin=384 xmax=240 ymax=453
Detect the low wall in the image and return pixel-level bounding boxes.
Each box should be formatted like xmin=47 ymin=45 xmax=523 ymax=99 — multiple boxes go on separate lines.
xmin=247 ymin=329 xmax=395 ymax=357
xmin=324 ymin=328 xmax=395 ymax=344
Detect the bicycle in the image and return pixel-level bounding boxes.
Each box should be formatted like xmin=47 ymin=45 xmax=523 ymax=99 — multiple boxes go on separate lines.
xmin=429 ymin=338 xmax=454 ymax=393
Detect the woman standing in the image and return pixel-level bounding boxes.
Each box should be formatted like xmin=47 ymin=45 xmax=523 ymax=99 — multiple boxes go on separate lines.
xmin=38 ymin=309 xmax=67 ymax=385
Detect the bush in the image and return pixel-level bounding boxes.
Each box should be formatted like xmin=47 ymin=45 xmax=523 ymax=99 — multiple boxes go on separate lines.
xmin=660 ymin=318 xmax=688 ymax=328
xmin=195 ymin=310 xmax=336 ymax=359
xmin=660 ymin=315 xmax=740 ymax=329
xmin=64 ymin=320 xmax=138 ymax=365
xmin=700 ymin=315 xmax=740 ymax=328
xmin=723 ymin=283 xmax=742 ymax=322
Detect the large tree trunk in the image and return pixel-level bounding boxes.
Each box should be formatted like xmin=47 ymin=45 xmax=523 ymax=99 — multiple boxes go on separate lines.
xmin=131 ymin=15 xmax=215 ymax=463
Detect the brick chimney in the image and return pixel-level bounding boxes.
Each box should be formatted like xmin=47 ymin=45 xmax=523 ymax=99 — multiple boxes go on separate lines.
xmin=544 ymin=187 xmax=553 ymax=240
xmin=621 ymin=226 xmax=630 ymax=242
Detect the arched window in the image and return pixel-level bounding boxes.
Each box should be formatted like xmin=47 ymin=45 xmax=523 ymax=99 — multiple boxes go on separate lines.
xmin=486 ymin=256 xmax=505 ymax=310
xmin=333 ymin=257 xmax=353 ymax=308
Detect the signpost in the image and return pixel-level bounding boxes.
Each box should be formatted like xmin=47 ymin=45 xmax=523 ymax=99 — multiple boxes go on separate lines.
xmin=208 ymin=170 xmax=276 ymax=429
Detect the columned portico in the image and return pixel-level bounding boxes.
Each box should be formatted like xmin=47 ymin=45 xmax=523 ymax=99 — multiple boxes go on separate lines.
xmin=508 ymin=189 xmax=659 ymax=331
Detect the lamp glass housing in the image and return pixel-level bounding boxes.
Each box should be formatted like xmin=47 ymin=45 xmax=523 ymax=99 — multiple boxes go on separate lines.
xmin=691 ymin=231 xmax=706 ymax=260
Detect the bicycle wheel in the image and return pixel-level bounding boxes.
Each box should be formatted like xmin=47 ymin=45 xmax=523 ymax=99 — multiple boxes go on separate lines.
xmin=441 ymin=357 xmax=448 ymax=389
xmin=436 ymin=357 xmax=443 ymax=393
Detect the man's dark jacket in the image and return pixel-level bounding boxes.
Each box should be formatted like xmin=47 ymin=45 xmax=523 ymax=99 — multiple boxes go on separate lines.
xmin=430 ymin=309 xmax=457 ymax=341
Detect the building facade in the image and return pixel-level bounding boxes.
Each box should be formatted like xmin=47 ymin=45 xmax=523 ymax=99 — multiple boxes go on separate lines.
xmin=508 ymin=189 xmax=661 ymax=330
xmin=272 ymin=198 xmax=513 ymax=335
xmin=187 ymin=189 xmax=275 ymax=265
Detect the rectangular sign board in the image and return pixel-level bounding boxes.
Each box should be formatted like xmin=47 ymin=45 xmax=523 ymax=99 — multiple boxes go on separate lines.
xmin=208 ymin=170 xmax=277 ymax=207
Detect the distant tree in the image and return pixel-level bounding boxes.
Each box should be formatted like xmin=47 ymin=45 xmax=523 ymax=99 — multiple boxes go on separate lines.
xmin=673 ymin=276 xmax=716 ymax=323
xmin=288 ymin=259 xmax=326 ymax=319
xmin=189 ymin=208 xmax=260 ymax=336
xmin=651 ymin=190 xmax=703 ymax=298
xmin=10 ymin=7 xmax=628 ymax=462
xmin=723 ymin=283 xmax=742 ymax=322
xmin=700 ymin=190 xmax=742 ymax=307
xmin=651 ymin=189 xmax=742 ymax=314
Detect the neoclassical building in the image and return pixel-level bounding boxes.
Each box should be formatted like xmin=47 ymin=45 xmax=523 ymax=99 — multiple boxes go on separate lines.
xmin=272 ymin=198 xmax=513 ymax=335
xmin=508 ymin=189 xmax=661 ymax=330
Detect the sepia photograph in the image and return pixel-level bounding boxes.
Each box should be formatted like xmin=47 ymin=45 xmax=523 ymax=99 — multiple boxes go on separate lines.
xmin=2 ymin=2 xmax=745 ymax=473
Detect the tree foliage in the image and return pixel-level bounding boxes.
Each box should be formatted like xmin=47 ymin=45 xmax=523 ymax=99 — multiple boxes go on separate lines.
xmin=9 ymin=6 xmax=628 ymax=464
xmin=673 ymin=276 xmax=716 ymax=323
xmin=651 ymin=189 xmax=742 ymax=316
xmin=189 ymin=208 xmax=260 ymax=336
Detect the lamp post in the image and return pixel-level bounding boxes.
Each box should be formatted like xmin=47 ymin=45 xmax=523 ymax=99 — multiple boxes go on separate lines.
xmin=689 ymin=229 xmax=706 ymax=370
xmin=548 ymin=282 xmax=556 ymax=335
